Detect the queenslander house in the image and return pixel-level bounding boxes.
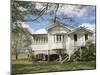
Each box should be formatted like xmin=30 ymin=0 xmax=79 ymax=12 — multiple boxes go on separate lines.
xmin=31 ymin=23 xmax=94 ymax=62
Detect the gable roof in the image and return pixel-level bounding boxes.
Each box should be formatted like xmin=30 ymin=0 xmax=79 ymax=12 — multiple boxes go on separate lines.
xmin=46 ymin=23 xmax=72 ymax=31
xmin=69 ymin=26 xmax=94 ymax=34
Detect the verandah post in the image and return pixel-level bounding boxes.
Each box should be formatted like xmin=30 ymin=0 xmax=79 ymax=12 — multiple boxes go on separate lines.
xmin=79 ymin=47 xmax=82 ymax=59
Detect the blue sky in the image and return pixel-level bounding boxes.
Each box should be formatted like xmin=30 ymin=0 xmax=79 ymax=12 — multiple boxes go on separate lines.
xmin=23 ymin=3 xmax=96 ymax=32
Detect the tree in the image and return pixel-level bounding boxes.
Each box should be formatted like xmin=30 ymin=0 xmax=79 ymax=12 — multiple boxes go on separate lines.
xmin=11 ymin=22 xmax=32 ymax=60
xmin=12 ymin=1 xmax=85 ymax=24
xmin=11 ymin=1 xmax=34 ymax=60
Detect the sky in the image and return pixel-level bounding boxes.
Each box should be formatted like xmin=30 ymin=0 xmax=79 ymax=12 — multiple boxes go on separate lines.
xmin=21 ymin=3 xmax=96 ymax=33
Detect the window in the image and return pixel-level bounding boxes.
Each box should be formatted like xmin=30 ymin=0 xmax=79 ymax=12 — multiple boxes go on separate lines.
xmin=44 ymin=37 xmax=48 ymax=43
xmin=33 ymin=35 xmax=48 ymax=44
xmin=45 ymin=37 xmax=48 ymax=43
xmin=56 ymin=34 xmax=64 ymax=42
xmin=35 ymin=37 xmax=38 ymax=44
xmin=85 ymin=34 xmax=88 ymax=40
xmin=57 ymin=35 xmax=61 ymax=41
xmin=74 ymin=34 xmax=77 ymax=41
xmin=62 ymin=35 xmax=64 ymax=41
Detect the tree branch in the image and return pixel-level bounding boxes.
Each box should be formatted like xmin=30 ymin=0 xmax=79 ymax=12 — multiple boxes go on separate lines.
xmin=54 ymin=4 xmax=59 ymax=23
xmin=23 ymin=3 xmax=48 ymax=22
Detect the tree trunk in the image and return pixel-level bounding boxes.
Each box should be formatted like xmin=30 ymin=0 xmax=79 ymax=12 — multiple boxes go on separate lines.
xmin=15 ymin=53 xmax=18 ymax=60
xmin=15 ymin=49 xmax=18 ymax=60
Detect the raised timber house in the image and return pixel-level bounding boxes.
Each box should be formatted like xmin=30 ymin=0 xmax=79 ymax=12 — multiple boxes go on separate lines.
xmin=31 ymin=24 xmax=94 ymax=62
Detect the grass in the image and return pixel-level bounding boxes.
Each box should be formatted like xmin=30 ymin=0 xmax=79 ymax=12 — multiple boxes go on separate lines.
xmin=12 ymin=57 xmax=96 ymax=74
xmin=12 ymin=53 xmax=28 ymax=60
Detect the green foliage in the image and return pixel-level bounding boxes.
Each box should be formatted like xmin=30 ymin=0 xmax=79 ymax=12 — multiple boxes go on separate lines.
xmin=11 ymin=1 xmax=23 ymax=22
xmin=11 ymin=1 xmax=45 ymax=23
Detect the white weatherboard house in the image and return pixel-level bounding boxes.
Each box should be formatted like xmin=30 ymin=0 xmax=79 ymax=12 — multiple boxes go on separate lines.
xmin=31 ymin=24 xmax=93 ymax=61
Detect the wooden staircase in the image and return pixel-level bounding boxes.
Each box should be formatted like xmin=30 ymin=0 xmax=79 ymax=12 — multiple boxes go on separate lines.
xmin=60 ymin=46 xmax=82 ymax=64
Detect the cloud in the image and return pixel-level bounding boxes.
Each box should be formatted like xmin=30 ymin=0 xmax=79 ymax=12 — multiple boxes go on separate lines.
xmin=21 ymin=22 xmax=34 ymax=34
xmin=57 ymin=5 xmax=95 ymax=21
xmin=79 ymin=23 xmax=95 ymax=32
xmin=35 ymin=28 xmax=47 ymax=34
xmin=56 ymin=5 xmax=87 ymax=17
xmin=35 ymin=3 xmax=43 ymax=10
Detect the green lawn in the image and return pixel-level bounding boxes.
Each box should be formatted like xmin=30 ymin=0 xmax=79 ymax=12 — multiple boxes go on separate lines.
xmin=12 ymin=53 xmax=29 ymax=60
xmin=12 ymin=57 xmax=96 ymax=74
